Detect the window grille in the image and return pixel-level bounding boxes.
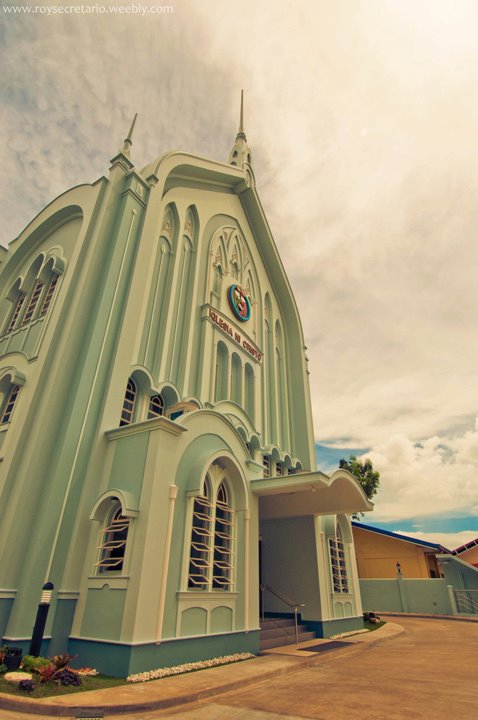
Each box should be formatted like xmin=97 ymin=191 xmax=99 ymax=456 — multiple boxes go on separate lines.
xmin=188 ymin=478 xmax=235 ymax=591
xmin=22 ymin=280 xmax=44 ymax=325
xmin=120 ymin=379 xmax=136 ymax=426
xmin=39 ymin=273 xmax=59 ymax=317
xmin=96 ymin=505 xmax=130 ymax=572
xmin=275 ymin=462 xmax=282 ymax=476
xmin=0 ymin=384 xmax=20 ymax=424
xmin=287 ymin=467 xmax=296 ymax=476
xmin=148 ymin=394 xmax=164 ymax=419
xmin=213 ymin=484 xmax=233 ymax=589
xmin=263 ymin=455 xmax=271 ymax=478
xmin=4 ymin=293 xmax=26 ymax=334
xmin=188 ymin=489 xmax=213 ymax=589
xmin=329 ymin=525 xmax=349 ymax=593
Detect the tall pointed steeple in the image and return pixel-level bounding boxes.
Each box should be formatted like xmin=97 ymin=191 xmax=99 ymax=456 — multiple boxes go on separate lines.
xmin=120 ymin=113 xmax=138 ymax=159
xmin=228 ymin=91 xmax=252 ymax=168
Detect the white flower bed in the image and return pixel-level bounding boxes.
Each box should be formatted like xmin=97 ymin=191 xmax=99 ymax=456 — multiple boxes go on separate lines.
xmin=76 ymin=667 xmax=99 ymax=676
xmin=127 ymin=652 xmax=254 ymax=683
xmin=4 ymin=671 xmax=32 ymax=683
xmin=330 ymin=629 xmax=369 ymax=639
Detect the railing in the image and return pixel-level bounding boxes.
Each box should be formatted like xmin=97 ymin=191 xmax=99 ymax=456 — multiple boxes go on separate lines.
xmin=260 ymin=583 xmax=305 ymax=644
xmin=454 ymin=589 xmax=478 ymax=615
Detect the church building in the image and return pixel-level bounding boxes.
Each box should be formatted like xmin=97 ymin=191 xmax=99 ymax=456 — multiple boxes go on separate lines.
xmin=0 ymin=97 xmax=372 ymax=677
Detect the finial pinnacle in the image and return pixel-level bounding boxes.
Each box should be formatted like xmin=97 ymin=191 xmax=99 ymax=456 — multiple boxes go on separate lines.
xmin=121 ymin=113 xmax=138 ymax=156
xmin=228 ymin=91 xmax=251 ymax=167
xmin=239 ymin=90 xmax=244 ymax=134
xmin=237 ymin=90 xmax=246 ymax=140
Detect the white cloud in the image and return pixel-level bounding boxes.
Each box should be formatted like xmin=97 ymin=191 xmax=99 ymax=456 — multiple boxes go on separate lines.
xmin=2 ymin=0 xmax=478 ymax=528
xmin=394 ymin=530 xmax=478 ymax=553
xmin=362 ymin=419 xmax=478 ymax=521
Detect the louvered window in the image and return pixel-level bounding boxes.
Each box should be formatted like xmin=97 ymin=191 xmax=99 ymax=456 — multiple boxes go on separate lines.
xmin=96 ymin=503 xmax=130 ymax=573
xmin=148 ymin=394 xmax=164 ymax=419
xmin=329 ymin=524 xmax=349 ymax=593
xmin=4 ymin=293 xmax=26 ymax=334
xmin=188 ymin=477 xmax=235 ymax=591
xmin=39 ymin=273 xmax=59 ymax=317
xmin=188 ymin=482 xmax=214 ymax=589
xmin=120 ymin=379 xmax=136 ymax=426
xmin=22 ymin=280 xmax=44 ymax=325
xmin=0 ymin=384 xmax=20 ymax=425
xmin=212 ymin=483 xmax=234 ymax=589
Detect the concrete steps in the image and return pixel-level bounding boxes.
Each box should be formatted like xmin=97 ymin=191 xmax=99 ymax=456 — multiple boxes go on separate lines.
xmin=260 ymin=617 xmax=316 ymax=650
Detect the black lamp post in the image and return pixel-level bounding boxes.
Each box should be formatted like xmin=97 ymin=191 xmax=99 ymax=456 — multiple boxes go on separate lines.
xmin=29 ymin=581 xmax=54 ymax=657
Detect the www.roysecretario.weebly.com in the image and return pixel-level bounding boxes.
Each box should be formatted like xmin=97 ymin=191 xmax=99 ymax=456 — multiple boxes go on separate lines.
xmin=2 ymin=4 xmax=174 ymax=15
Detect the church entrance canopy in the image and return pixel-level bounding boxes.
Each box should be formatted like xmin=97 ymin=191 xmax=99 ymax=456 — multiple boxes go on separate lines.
xmin=251 ymin=469 xmax=373 ymax=519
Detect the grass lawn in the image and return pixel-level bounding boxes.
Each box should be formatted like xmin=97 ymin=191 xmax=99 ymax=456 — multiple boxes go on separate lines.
xmin=0 ymin=673 xmax=126 ymax=699
xmin=363 ymin=619 xmax=386 ymax=632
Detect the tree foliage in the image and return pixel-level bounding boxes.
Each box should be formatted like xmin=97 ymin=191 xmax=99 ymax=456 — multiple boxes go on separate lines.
xmin=339 ymin=455 xmax=380 ymax=519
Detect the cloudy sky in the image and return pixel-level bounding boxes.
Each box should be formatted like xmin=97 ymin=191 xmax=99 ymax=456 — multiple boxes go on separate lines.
xmin=1 ymin=0 xmax=477 ymax=548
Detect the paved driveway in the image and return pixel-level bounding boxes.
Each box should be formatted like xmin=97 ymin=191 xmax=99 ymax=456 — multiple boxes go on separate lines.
xmin=125 ymin=617 xmax=478 ymax=720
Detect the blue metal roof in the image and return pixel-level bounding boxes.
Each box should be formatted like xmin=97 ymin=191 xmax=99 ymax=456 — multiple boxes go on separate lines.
xmin=352 ymin=521 xmax=449 ymax=551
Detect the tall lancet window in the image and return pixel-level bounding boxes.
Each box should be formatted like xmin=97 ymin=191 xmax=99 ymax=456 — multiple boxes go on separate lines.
xmin=4 ymin=292 xmax=26 ymax=334
xmin=0 ymin=384 xmax=21 ymax=425
xmin=120 ymin=378 xmax=137 ymax=426
xmin=212 ymin=482 xmax=233 ymax=589
xmin=188 ymin=473 xmax=235 ymax=591
xmin=329 ymin=523 xmax=349 ymax=593
xmin=96 ymin=501 xmax=130 ymax=574
xmin=188 ymin=477 xmax=213 ymax=589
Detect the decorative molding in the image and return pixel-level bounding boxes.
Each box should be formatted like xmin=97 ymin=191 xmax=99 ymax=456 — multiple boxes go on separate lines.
xmin=105 ymin=415 xmax=188 ymax=440
xmin=57 ymin=590 xmax=80 ymax=600
xmin=87 ymin=577 xmax=130 ymax=590
xmin=0 ymin=589 xmax=17 ymax=599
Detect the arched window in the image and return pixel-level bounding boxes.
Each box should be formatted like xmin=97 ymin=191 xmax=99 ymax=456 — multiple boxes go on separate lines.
xmin=96 ymin=500 xmax=130 ymax=573
xmin=329 ymin=523 xmax=349 ymax=593
xmin=263 ymin=454 xmax=271 ymax=478
xmin=148 ymin=393 xmax=164 ymax=419
xmin=212 ymin=482 xmax=233 ymax=589
xmin=188 ymin=477 xmax=213 ymax=589
xmin=0 ymin=384 xmax=20 ymax=425
xmin=120 ymin=379 xmax=137 ymax=426
xmin=4 ymin=292 xmax=26 ymax=335
xmin=188 ymin=475 xmax=235 ymax=591
xmin=22 ymin=279 xmax=45 ymax=325
xmin=39 ymin=273 xmax=59 ymax=317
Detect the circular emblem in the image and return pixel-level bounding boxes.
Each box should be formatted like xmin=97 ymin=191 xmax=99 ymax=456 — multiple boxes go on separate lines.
xmin=228 ymin=284 xmax=251 ymax=322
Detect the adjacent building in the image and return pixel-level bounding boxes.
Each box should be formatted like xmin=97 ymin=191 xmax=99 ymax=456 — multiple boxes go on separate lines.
xmin=352 ymin=522 xmax=448 ymax=579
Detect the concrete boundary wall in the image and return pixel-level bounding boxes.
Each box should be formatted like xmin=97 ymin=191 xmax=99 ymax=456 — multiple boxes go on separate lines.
xmin=359 ymin=577 xmax=452 ymax=615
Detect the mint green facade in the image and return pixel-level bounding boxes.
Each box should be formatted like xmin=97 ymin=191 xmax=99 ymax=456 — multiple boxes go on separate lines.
xmin=0 ymin=112 xmax=372 ymax=676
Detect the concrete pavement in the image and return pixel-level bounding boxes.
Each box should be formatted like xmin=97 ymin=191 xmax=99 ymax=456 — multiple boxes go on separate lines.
xmin=0 ymin=616 xmax=477 ymax=719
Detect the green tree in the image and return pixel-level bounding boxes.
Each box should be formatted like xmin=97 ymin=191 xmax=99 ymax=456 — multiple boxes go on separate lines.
xmin=339 ymin=455 xmax=380 ymax=519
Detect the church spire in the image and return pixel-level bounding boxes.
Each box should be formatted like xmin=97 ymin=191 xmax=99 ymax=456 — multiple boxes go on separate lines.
xmin=228 ymin=90 xmax=252 ymax=168
xmin=120 ymin=113 xmax=138 ymax=158
xmin=238 ymin=89 xmax=245 ymax=138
